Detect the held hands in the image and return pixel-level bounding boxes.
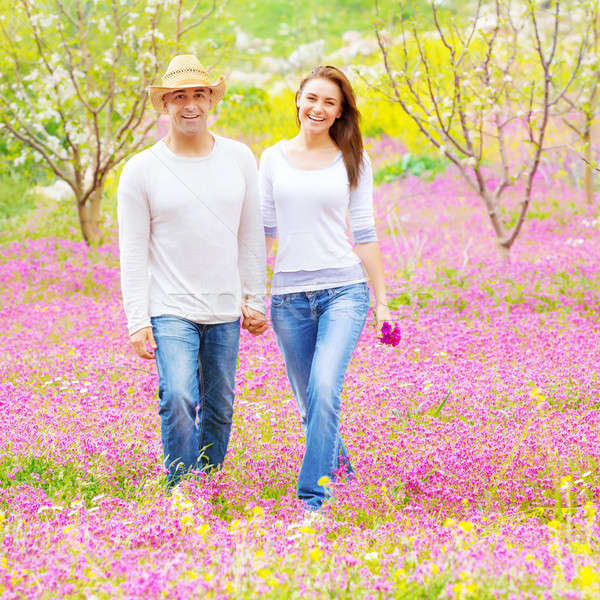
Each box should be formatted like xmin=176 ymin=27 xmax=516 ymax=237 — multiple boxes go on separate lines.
xmin=130 ymin=326 xmax=157 ymax=359
xmin=241 ymin=304 xmax=269 ymax=336
xmin=128 ymin=307 xmax=267 ymax=358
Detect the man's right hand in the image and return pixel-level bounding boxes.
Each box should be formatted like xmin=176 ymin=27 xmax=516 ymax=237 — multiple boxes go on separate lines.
xmin=130 ymin=326 xmax=157 ymax=359
xmin=241 ymin=304 xmax=269 ymax=336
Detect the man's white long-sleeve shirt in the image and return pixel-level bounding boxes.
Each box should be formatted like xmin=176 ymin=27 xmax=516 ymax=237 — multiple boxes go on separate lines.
xmin=118 ymin=135 xmax=266 ymax=336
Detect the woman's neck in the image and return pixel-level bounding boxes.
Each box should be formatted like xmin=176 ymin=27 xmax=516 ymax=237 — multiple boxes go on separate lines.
xmin=293 ymin=128 xmax=336 ymax=151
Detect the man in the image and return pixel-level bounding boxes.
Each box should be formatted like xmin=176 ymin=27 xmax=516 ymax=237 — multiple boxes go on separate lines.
xmin=118 ymin=55 xmax=268 ymax=488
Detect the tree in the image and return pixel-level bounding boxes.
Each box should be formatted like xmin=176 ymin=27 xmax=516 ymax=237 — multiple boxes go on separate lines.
xmin=561 ymin=1 xmax=599 ymax=204
xmin=0 ymin=0 xmax=221 ymax=245
xmin=374 ymin=0 xmax=587 ymax=260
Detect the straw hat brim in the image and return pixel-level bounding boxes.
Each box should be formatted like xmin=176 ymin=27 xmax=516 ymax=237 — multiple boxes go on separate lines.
xmin=148 ymin=78 xmax=226 ymax=112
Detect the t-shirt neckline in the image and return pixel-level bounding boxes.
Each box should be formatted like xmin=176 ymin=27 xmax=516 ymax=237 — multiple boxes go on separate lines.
xmin=279 ymin=141 xmax=342 ymax=172
xmin=158 ymin=134 xmax=219 ymax=161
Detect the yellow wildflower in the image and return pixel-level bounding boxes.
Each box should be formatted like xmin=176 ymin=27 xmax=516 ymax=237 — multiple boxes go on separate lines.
xmin=309 ymin=546 xmax=322 ymax=562
xmin=443 ymin=518 xmax=456 ymax=528
xmin=578 ymin=566 xmax=600 ymax=589
xmin=547 ymin=519 xmax=562 ymax=531
xmin=299 ymin=525 xmax=315 ymax=534
xmin=571 ymin=541 xmax=592 ymax=556
xmin=458 ymin=520 xmax=473 ymax=533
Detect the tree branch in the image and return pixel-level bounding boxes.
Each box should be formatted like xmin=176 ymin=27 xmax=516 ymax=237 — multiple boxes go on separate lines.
xmin=179 ymin=0 xmax=216 ymax=37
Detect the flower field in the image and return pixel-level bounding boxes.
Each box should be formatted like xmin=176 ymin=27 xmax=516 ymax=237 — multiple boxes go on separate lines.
xmin=1 ymin=139 xmax=599 ymax=599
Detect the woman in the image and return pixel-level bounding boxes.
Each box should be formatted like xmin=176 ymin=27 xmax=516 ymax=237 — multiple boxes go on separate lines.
xmin=258 ymin=65 xmax=391 ymax=512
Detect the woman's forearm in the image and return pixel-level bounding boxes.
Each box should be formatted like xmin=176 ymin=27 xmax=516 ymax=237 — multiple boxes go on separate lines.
xmin=354 ymin=241 xmax=389 ymax=308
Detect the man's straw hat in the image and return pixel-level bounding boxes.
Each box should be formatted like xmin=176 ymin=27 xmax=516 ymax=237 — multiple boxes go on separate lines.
xmin=148 ymin=55 xmax=226 ymax=112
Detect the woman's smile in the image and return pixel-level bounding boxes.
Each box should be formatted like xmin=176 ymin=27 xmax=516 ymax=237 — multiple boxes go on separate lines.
xmin=297 ymin=77 xmax=343 ymax=132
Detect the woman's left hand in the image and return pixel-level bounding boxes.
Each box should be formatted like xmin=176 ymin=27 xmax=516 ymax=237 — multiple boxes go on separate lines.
xmin=375 ymin=303 xmax=392 ymax=329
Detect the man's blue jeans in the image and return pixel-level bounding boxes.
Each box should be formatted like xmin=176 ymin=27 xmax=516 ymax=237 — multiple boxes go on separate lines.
xmin=271 ymin=282 xmax=369 ymax=510
xmin=151 ymin=315 xmax=240 ymax=487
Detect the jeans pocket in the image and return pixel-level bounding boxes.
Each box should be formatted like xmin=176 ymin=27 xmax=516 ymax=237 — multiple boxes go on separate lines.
xmin=151 ymin=315 xmax=196 ymax=343
xmin=270 ymin=295 xmax=286 ymax=308
xmin=330 ymin=282 xmax=369 ymax=300
xmin=361 ymin=281 xmax=370 ymax=300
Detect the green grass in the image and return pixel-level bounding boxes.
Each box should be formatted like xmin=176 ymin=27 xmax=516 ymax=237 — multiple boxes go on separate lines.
xmin=0 ymin=173 xmax=37 ymax=222
xmin=374 ymin=153 xmax=448 ymax=184
xmin=0 ymin=454 xmax=163 ymax=507
xmin=0 ymin=168 xmax=120 ymax=243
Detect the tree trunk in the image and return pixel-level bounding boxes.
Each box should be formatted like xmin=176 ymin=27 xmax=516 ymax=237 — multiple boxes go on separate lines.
xmin=583 ymin=123 xmax=594 ymax=205
xmin=486 ymin=194 xmax=512 ymax=263
xmin=77 ymin=185 xmax=103 ymax=246
xmin=497 ymin=242 xmax=510 ymax=263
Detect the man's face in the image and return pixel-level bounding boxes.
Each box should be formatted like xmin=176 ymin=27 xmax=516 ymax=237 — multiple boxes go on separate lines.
xmin=162 ymin=87 xmax=213 ymax=137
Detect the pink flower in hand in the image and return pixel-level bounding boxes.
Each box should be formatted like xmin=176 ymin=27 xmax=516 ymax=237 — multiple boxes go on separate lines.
xmin=380 ymin=321 xmax=401 ymax=347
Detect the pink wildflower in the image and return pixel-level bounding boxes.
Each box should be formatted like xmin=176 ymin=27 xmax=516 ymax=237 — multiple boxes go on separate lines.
xmin=379 ymin=321 xmax=401 ymax=346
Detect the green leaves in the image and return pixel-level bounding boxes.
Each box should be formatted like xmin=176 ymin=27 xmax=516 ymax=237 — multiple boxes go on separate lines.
xmin=432 ymin=377 xmax=453 ymax=418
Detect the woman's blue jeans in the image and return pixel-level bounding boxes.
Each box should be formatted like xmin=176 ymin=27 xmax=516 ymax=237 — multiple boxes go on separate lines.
xmin=151 ymin=315 xmax=240 ymax=487
xmin=271 ymin=282 xmax=369 ymax=510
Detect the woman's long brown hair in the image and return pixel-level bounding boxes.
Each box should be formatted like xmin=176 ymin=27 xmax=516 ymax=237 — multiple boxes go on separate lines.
xmin=296 ymin=65 xmax=364 ymax=189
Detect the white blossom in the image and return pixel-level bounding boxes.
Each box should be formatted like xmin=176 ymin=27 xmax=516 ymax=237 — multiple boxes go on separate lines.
xmin=97 ymin=17 xmax=108 ymax=33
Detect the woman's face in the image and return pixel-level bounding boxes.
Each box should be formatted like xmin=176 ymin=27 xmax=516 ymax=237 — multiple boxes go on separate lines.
xmin=296 ymin=77 xmax=343 ymax=134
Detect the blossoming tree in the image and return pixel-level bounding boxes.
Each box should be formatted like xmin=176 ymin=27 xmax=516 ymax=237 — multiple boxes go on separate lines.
xmin=0 ymin=0 xmax=221 ymax=244
xmin=374 ymin=0 xmax=588 ymax=260
xmin=561 ymin=1 xmax=599 ymax=204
